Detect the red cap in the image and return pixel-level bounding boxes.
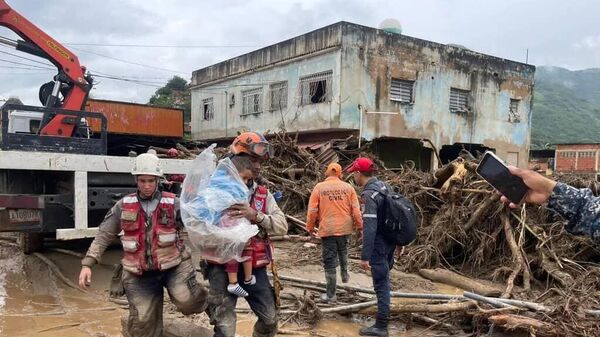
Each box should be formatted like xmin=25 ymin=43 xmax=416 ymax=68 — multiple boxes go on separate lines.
xmin=347 ymin=157 xmax=374 ymax=173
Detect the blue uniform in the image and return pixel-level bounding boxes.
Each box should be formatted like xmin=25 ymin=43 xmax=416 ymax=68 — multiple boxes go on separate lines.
xmin=548 ymin=182 xmax=600 ymax=243
xmin=360 ymin=177 xmax=395 ymax=328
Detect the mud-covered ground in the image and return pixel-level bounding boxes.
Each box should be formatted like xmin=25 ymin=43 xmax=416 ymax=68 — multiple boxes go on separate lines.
xmin=0 ymin=236 xmax=473 ymax=337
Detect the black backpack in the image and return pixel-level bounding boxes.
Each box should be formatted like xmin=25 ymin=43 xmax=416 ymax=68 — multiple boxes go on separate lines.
xmin=369 ymin=186 xmax=418 ymax=246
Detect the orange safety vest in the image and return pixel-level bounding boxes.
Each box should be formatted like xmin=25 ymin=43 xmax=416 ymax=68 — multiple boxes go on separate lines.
xmin=120 ymin=191 xmax=183 ymax=275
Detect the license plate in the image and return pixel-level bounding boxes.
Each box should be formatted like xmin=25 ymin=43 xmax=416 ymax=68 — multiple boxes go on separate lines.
xmin=8 ymin=209 xmax=41 ymax=224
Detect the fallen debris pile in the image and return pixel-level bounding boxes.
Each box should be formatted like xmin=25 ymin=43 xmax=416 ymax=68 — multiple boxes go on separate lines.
xmin=257 ymin=133 xmax=600 ymax=336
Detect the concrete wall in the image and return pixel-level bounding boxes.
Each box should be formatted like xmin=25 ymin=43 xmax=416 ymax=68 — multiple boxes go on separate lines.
xmin=190 ymin=22 xmax=535 ymax=168
xmin=191 ymin=51 xmax=343 ymax=140
xmin=338 ymin=23 xmax=535 ymax=168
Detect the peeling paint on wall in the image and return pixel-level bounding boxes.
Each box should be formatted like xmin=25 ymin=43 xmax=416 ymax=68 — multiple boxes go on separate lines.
xmin=191 ymin=22 xmax=535 ymax=168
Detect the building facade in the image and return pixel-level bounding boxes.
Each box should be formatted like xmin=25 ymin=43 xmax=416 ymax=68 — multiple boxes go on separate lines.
xmin=555 ymin=143 xmax=600 ymax=174
xmin=191 ymin=22 xmax=535 ymax=169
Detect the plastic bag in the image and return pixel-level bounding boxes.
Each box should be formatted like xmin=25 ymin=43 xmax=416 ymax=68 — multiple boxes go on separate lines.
xmin=181 ymin=145 xmax=259 ymax=263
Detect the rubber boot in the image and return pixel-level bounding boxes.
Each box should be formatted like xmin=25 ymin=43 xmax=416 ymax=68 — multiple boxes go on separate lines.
xmin=340 ymin=253 xmax=350 ymax=283
xmin=320 ymin=269 xmax=337 ymax=302
xmin=359 ymin=323 xmax=388 ymax=337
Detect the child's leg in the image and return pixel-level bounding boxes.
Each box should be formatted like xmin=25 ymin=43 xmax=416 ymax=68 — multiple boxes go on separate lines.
xmin=241 ymin=247 xmax=256 ymax=285
xmin=242 ymin=260 xmax=253 ymax=282
xmin=225 ymin=261 xmax=248 ymax=297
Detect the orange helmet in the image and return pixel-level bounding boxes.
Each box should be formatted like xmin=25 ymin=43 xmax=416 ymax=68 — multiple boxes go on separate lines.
xmin=230 ymin=132 xmax=272 ymax=159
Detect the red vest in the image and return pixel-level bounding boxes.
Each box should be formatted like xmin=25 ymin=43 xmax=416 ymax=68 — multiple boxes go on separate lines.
xmin=250 ymin=185 xmax=273 ymax=268
xmin=205 ymin=185 xmax=274 ymax=268
xmin=120 ymin=191 xmax=182 ymax=275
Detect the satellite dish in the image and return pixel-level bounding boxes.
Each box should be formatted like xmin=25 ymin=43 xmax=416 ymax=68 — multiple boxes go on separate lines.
xmin=379 ymin=18 xmax=402 ymax=35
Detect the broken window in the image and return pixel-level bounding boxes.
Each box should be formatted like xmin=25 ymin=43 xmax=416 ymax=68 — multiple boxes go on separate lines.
xmin=390 ymin=78 xmax=414 ymax=103
xmin=300 ymin=70 xmax=332 ymax=105
xmin=269 ymin=81 xmax=288 ymax=111
xmin=509 ymin=99 xmax=520 ymax=123
xmin=449 ymin=88 xmax=470 ymax=114
xmin=242 ymin=88 xmax=263 ymax=115
xmin=202 ymin=98 xmax=214 ymax=121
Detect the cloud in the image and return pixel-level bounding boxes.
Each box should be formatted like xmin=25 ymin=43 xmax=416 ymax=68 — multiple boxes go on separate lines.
xmin=0 ymin=0 xmax=598 ymax=106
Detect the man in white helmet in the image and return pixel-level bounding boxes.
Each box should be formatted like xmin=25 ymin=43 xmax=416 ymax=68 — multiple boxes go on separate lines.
xmin=77 ymin=151 xmax=208 ymax=337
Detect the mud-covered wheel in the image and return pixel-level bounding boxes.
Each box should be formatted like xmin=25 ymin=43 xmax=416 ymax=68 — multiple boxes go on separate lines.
xmin=17 ymin=232 xmax=44 ymax=254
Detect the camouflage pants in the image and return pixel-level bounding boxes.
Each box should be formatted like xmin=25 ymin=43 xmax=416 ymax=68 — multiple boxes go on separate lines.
xmin=206 ymin=263 xmax=278 ymax=337
xmin=122 ymin=257 xmax=208 ymax=337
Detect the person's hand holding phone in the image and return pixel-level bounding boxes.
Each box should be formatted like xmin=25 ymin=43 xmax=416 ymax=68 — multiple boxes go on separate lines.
xmin=500 ymin=166 xmax=557 ymax=208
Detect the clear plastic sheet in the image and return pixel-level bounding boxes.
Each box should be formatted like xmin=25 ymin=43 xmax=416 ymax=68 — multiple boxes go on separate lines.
xmin=181 ymin=145 xmax=259 ymax=263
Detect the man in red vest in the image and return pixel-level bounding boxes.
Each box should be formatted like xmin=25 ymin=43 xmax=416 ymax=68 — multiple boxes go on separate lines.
xmin=203 ymin=132 xmax=288 ymax=337
xmin=77 ymin=151 xmax=208 ymax=337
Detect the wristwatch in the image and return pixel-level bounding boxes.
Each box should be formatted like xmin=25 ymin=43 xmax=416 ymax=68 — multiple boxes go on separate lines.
xmin=255 ymin=212 xmax=266 ymax=224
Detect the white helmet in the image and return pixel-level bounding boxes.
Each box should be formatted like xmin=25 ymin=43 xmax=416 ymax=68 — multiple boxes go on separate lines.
xmin=132 ymin=152 xmax=163 ymax=177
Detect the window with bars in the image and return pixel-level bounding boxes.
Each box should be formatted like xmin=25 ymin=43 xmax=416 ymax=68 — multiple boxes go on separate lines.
xmin=300 ymin=70 xmax=332 ymax=105
xmin=509 ymin=98 xmax=521 ymax=123
xmin=560 ymin=151 xmax=576 ymax=158
xmin=269 ymin=81 xmax=288 ymax=111
xmin=449 ymin=88 xmax=470 ymax=113
xmin=390 ymin=78 xmax=414 ymax=103
xmin=242 ymin=88 xmax=263 ymax=115
xmin=202 ymin=98 xmax=214 ymax=121
xmin=578 ymin=151 xmax=595 ymax=158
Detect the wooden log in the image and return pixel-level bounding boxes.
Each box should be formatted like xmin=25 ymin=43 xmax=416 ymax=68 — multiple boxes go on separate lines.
xmin=418 ymin=268 xmax=502 ymax=297
xmin=270 ymin=235 xmax=318 ymax=242
xmin=360 ymin=300 xmax=476 ymax=315
xmin=462 ymin=194 xmax=500 ymax=231
xmin=463 ymin=291 xmax=517 ymax=309
xmin=488 ymin=314 xmax=557 ymax=337
xmin=284 ymin=215 xmax=311 ymax=234
xmin=501 ymin=211 xmax=524 ymax=298
xmin=273 ymin=274 xmax=464 ymax=300
xmin=541 ymin=252 xmax=574 ymax=288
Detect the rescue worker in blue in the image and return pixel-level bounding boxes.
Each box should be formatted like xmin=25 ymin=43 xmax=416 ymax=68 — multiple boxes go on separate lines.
xmin=348 ymin=157 xmax=394 ymax=337
xmin=502 ymin=166 xmax=600 ymax=243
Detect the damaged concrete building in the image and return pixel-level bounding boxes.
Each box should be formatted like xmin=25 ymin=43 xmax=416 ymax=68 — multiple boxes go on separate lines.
xmin=190 ymin=22 xmax=535 ymax=170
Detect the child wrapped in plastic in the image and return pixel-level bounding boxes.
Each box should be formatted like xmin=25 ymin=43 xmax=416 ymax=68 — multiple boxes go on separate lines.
xmin=181 ymin=145 xmax=259 ymax=282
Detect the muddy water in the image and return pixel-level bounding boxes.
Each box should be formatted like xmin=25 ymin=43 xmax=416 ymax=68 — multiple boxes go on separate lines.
xmin=0 ymin=243 xmax=124 ymax=337
xmin=0 ymin=239 xmax=468 ymax=337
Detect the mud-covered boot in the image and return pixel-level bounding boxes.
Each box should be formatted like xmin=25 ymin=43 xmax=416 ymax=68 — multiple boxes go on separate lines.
xmin=319 ymin=269 xmax=337 ymax=302
xmin=359 ymin=323 xmax=388 ymax=337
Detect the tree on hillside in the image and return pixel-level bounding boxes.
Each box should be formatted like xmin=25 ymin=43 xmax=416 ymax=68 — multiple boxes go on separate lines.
xmin=148 ymin=76 xmax=191 ymax=122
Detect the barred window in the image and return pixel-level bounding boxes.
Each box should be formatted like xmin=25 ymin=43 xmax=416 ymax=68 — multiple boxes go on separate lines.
xmin=269 ymin=81 xmax=288 ymax=111
xmin=449 ymin=88 xmax=470 ymax=113
xmin=509 ymin=99 xmax=520 ymax=123
xmin=560 ymin=151 xmax=576 ymax=158
xmin=202 ymin=98 xmax=214 ymax=121
xmin=300 ymin=70 xmax=332 ymax=105
xmin=390 ymin=78 xmax=414 ymax=103
xmin=242 ymin=88 xmax=263 ymax=115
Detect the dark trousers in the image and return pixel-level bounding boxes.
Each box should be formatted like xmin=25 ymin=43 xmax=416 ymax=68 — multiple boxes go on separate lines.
xmin=206 ymin=264 xmax=278 ymax=337
xmin=122 ymin=257 xmax=208 ymax=337
xmin=369 ymin=234 xmax=395 ymax=327
xmin=321 ymin=234 xmax=350 ymax=271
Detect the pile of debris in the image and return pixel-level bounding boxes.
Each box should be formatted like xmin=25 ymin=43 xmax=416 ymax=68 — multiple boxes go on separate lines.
xmin=257 ymin=133 xmax=600 ymax=336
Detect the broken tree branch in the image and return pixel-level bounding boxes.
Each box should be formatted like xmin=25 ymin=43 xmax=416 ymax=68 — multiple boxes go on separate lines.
xmin=418 ymin=268 xmax=502 ymax=297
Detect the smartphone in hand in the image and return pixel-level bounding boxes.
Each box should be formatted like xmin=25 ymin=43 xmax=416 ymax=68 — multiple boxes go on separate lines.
xmin=476 ymin=151 xmax=528 ymax=204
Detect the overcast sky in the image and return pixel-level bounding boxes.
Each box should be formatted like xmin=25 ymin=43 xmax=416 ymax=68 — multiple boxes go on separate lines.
xmin=1 ymin=0 xmax=598 ymax=105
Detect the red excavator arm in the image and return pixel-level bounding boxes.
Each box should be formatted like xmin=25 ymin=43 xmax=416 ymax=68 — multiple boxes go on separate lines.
xmin=0 ymin=0 xmax=92 ymax=137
